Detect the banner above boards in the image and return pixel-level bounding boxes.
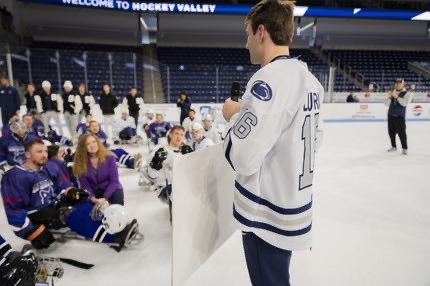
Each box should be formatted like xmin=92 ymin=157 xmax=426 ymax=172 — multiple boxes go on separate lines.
xmin=19 ymin=0 xmax=430 ymax=21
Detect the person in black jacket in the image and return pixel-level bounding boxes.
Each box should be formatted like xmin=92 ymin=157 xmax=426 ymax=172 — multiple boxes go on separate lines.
xmin=24 ymin=83 xmax=38 ymax=114
xmin=99 ymin=84 xmax=118 ymax=142
xmin=176 ymin=91 xmax=191 ymax=124
xmin=77 ymin=83 xmax=95 ymax=124
xmin=36 ymin=80 xmax=64 ymax=136
xmin=122 ymin=87 xmax=144 ymax=127
xmin=62 ymin=81 xmax=82 ymax=141
xmin=384 ymin=79 xmax=410 ymax=155
xmin=346 ymin=93 xmax=359 ymax=103
xmin=0 ymin=74 xmax=21 ymax=127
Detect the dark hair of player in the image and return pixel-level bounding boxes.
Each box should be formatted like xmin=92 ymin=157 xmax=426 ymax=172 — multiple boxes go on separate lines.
xmin=246 ymin=0 xmax=295 ymax=46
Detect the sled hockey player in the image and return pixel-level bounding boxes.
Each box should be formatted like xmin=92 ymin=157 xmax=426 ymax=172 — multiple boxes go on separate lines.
xmin=0 ymin=121 xmax=38 ymax=169
xmin=1 ymin=139 xmax=140 ymax=252
xmin=0 ymin=233 xmax=65 ymax=286
xmin=143 ymin=126 xmax=193 ymax=222
xmin=191 ymin=122 xmax=214 ymax=151
xmin=76 ymin=113 xmax=94 ymax=136
xmin=113 ymin=110 xmax=137 ymax=144
xmin=147 ymin=113 xmax=171 ymax=145
xmin=23 ymin=113 xmax=73 ymax=147
xmin=202 ymin=113 xmax=222 ymax=144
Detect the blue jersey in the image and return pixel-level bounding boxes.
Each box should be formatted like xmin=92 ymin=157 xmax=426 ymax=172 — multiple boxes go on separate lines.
xmin=32 ymin=120 xmax=45 ymax=137
xmin=1 ymin=165 xmax=60 ymax=239
xmin=0 ymin=133 xmax=38 ymax=166
xmin=32 ymin=120 xmax=72 ymax=146
xmin=43 ymin=159 xmax=75 ymax=191
xmin=1 ymin=124 xmax=12 ymax=139
xmin=148 ymin=121 xmax=171 ymax=144
xmin=76 ymin=123 xmax=88 ymax=136
xmin=89 ymin=130 xmax=108 ymax=147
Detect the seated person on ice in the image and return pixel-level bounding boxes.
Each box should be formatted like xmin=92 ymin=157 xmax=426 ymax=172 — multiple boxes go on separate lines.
xmin=113 ymin=110 xmax=137 ymax=144
xmin=147 ymin=113 xmax=171 ymax=145
xmin=73 ymin=134 xmax=125 ymax=206
xmin=0 ymin=139 xmax=139 ymax=252
xmin=191 ymin=122 xmax=214 ymax=151
xmin=143 ymin=125 xmax=193 ymax=221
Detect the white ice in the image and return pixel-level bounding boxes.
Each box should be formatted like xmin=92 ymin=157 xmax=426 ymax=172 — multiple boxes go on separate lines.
xmin=1 ymin=121 xmax=430 ymax=285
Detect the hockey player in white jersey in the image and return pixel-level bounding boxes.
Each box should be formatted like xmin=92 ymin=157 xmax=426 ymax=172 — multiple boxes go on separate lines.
xmin=222 ymin=1 xmax=323 ymax=285
xmin=191 ymin=122 xmax=214 ymax=151
xmin=142 ymin=126 xmax=193 ymax=221
xmin=202 ymin=114 xmax=222 ymax=144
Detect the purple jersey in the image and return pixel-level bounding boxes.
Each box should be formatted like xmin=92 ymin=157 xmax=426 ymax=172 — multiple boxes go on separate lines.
xmin=43 ymin=159 xmax=75 ymax=191
xmin=148 ymin=121 xmax=171 ymax=144
xmin=1 ymin=165 xmax=60 ymax=239
xmin=0 ymin=133 xmax=38 ymax=166
xmin=88 ymin=130 xmax=108 ymax=147
xmin=76 ymin=123 xmax=88 ymax=136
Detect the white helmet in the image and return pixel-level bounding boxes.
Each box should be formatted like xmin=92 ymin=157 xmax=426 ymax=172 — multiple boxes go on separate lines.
xmin=102 ymin=204 xmax=129 ymax=234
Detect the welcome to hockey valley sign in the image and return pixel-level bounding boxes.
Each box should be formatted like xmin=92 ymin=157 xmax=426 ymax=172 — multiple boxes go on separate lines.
xmin=19 ymin=0 xmax=430 ymax=19
xmin=62 ymin=0 xmax=218 ymax=13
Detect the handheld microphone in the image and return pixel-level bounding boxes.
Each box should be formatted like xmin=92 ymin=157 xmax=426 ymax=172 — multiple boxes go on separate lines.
xmin=230 ymin=81 xmax=241 ymax=102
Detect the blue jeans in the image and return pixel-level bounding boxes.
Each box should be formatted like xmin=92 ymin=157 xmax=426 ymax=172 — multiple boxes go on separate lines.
xmin=242 ymin=232 xmax=292 ymax=286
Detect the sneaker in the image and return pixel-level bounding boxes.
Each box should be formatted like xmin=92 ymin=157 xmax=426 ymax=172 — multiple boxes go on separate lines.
xmin=133 ymin=153 xmax=143 ymax=169
xmin=387 ymin=147 xmax=397 ymax=152
xmin=402 ymin=149 xmax=408 ymax=155
xmin=112 ymin=219 xmax=139 ymax=252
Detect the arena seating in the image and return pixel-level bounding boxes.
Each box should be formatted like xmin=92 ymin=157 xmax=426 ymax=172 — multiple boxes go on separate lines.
xmin=326 ymin=49 xmax=430 ymax=92
xmin=158 ymin=47 xmax=330 ymax=103
xmin=11 ymin=42 xmax=143 ymax=99
xmin=9 ymin=43 xmax=430 ymax=103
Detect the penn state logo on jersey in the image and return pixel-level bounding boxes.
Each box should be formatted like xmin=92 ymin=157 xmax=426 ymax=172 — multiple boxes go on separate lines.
xmin=251 ymin=80 xmax=272 ymax=101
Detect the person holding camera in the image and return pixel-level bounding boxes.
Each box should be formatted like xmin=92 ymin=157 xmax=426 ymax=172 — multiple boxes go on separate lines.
xmin=385 ymin=79 xmax=410 ymax=155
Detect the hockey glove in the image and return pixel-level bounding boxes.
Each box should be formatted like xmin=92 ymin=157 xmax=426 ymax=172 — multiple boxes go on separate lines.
xmin=64 ymin=188 xmax=90 ymax=203
xmin=180 ymin=144 xmax=193 ymax=155
xmin=0 ymin=251 xmax=38 ymax=286
xmin=28 ymin=225 xmax=55 ymax=250
xmin=150 ymin=148 xmax=168 ymax=171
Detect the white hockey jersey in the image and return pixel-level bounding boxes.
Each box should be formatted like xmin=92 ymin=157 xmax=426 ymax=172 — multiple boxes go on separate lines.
xmin=115 ymin=116 xmax=136 ymax=134
xmin=182 ymin=117 xmax=196 ymax=133
xmin=192 ymin=137 xmax=214 ymax=151
xmin=224 ymin=57 xmax=324 ymax=251
xmin=144 ymin=145 xmax=181 ymax=194
xmin=204 ymin=127 xmax=222 ymax=144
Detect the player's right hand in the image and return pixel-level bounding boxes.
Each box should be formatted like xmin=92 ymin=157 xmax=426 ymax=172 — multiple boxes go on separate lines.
xmin=28 ymin=225 xmax=55 ymax=250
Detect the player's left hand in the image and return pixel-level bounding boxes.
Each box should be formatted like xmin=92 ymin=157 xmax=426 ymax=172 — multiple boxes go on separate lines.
xmin=222 ymin=98 xmax=241 ymax=122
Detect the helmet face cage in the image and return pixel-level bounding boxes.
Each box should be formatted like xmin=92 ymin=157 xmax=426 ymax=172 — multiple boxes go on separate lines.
xmin=10 ymin=121 xmax=27 ymax=138
xmin=101 ymin=205 xmax=129 ymax=234
xmin=35 ymin=256 xmax=64 ymax=285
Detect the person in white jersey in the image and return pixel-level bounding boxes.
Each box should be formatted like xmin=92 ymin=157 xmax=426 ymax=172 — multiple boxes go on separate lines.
xmin=222 ymin=1 xmax=324 ymax=285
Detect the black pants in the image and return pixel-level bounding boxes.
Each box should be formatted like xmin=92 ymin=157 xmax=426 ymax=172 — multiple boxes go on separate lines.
xmin=130 ymin=111 xmax=139 ymax=127
xmin=94 ymin=188 xmax=124 ymax=205
xmin=388 ymin=115 xmax=408 ymax=150
xmin=242 ymin=232 xmax=292 ymax=286
xmin=180 ymin=114 xmax=187 ymax=125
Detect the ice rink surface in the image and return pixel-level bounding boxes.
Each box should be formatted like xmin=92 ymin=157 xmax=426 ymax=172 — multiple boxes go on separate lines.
xmin=1 ymin=121 xmax=429 ymax=285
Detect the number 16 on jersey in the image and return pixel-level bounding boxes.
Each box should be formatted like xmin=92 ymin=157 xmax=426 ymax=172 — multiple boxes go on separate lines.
xmin=299 ymin=112 xmax=319 ymax=191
